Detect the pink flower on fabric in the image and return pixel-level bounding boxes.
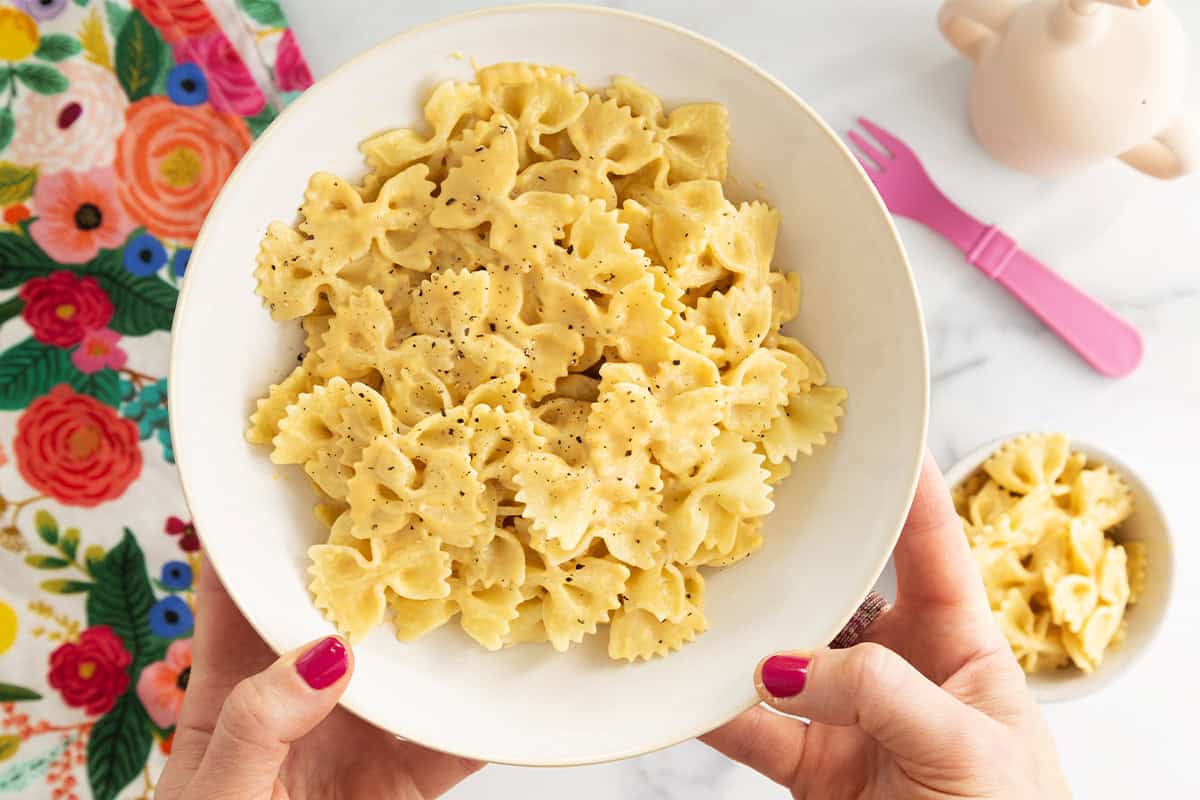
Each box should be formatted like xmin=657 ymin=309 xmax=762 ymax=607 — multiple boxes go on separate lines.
xmin=29 ymin=168 xmax=133 ymax=265
xmin=172 ymin=31 xmax=266 ymax=116
xmin=71 ymin=329 xmax=127 ymax=374
xmin=274 ymin=29 xmax=313 ymax=93
xmin=136 ymin=638 xmax=192 ymax=729
xmin=6 ymin=60 xmax=129 ymax=173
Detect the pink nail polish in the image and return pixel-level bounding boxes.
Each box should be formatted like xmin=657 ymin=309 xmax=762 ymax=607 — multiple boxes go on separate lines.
xmin=762 ymin=655 xmax=811 ymax=698
xmin=295 ymin=637 xmax=347 ymax=690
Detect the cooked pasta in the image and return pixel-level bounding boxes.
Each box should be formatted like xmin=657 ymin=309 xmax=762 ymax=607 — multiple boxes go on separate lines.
xmin=956 ymin=434 xmax=1139 ymax=674
xmin=248 ymin=63 xmax=846 ymax=660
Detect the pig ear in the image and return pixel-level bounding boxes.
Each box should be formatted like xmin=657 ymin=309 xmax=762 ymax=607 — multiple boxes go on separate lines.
xmin=938 ymin=0 xmax=1023 ymax=64
xmin=1119 ymin=117 xmax=1200 ymax=179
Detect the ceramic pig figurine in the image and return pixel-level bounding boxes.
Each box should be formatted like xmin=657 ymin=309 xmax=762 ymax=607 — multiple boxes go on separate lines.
xmin=939 ymin=0 xmax=1197 ymax=179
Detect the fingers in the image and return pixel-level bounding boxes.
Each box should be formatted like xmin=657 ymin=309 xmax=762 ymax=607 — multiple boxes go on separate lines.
xmin=163 ymin=559 xmax=277 ymax=788
xmin=701 ymin=706 xmax=807 ymax=787
xmin=186 ymin=636 xmax=353 ymax=800
xmin=756 ymin=645 xmax=993 ymax=766
xmin=893 ymin=452 xmax=990 ymax=612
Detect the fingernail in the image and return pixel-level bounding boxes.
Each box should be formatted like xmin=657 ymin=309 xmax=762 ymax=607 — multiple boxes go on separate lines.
xmin=295 ymin=637 xmax=348 ymax=690
xmin=761 ymin=654 xmax=811 ymax=698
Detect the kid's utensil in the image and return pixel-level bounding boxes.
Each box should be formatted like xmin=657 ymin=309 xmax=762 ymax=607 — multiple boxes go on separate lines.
xmin=848 ymin=117 xmax=1143 ymax=378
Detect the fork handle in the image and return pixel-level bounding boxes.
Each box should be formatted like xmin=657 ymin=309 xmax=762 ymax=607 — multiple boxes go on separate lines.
xmin=917 ymin=198 xmax=1143 ymax=377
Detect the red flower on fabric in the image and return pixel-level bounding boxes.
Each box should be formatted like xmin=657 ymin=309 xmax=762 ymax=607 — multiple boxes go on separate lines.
xmin=14 ymin=385 xmax=142 ymax=507
xmin=18 ymin=271 xmax=114 ymax=348
xmin=47 ymin=625 xmax=131 ymax=716
xmin=274 ymin=30 xmax=313 ymax=93
xmin=164 ymin=516 xmax=200 ymax=552
xmin=132 ymin=0 xmax=219 ymax=42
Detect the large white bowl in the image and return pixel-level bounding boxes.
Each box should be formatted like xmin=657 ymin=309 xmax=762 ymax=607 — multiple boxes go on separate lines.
xmin=169 ymin=5 xmax=928 ymax=766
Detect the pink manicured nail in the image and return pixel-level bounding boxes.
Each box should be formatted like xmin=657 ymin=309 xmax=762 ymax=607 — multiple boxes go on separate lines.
xmin=762 ymin=655 xmax=811 ymax=698
xmin=295 ymin=637 xmax=347 ymax=690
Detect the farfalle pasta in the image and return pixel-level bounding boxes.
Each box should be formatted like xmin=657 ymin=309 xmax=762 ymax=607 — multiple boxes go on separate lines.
xmin=955 ymin=434 xmax=1142 ymax=674
xmin=248 ymin=63 xmax=846 ymax=660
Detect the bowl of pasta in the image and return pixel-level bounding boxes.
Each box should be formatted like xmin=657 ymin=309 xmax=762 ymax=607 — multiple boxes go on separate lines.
xmin=947 ymin=433 xmax=1174 ymax=703
xmin=169 ymin=6 xmax=928 ymax=764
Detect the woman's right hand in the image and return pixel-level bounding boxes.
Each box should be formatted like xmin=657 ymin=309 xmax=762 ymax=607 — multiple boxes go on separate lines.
xmin=703 ymin=454 xmax=1072 ymax=799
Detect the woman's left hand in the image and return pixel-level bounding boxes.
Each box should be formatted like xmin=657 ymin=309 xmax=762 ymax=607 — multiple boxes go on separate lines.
xmin=156 ymin=559 xmax=481 ymax=800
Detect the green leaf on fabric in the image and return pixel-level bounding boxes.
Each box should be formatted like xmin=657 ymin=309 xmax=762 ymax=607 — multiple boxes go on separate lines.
xmin=0 ymin=70 xmax=9 ymax=98
xmin=69 ymin=366 xmax=122 ymax=408
xmin=0 ymin=231 xmax=56 ymax=289
xmin=0 ymin=339 xmax=118 ymax=408
xmin=0 ymin=295 xmax=23 ymax=327
xmin=0 ymin=162 xmax=37 ymax=205
xmin=59 ymin=527 xmax=81 ymax=561
xmin=35 ymin=34 xmax=83 ymax=63
xmin=87 ymin=693 xmax=151 ymax=800
xmin=33 ymin=509 xmax=57 ymax=545
xmin=238 ymin=0 xmax=287 ymax=27
xmin=0 ymin=735 xmax=70 ymax=791
xmin=114 ymin=11 xmax=164 ymax=101
xmin=0 ymin=338 xmax=74 ymax=410
xmin=24 ymin=555 xmax=70 ymax=570
xmin=0 ymin=684 xmax=41 ymax=703
xmin=87 ymin=529 xmax=166 ymax=673
xmin=74 ymin=0 xmax=90 ymax=6
xmin=40 ymin=579 xmax=93 ymax=594
xmin=245 ymin=105 xmax=278 ymax=138
xmin=0 ymin=109 xmax=13 ymax=153
xmin=76 ymin=249 xmax=177 ymax=335
xmin=105 ymin=0 xmax=130 ymax=34
xmin=149 ymin=64 xmax=169 ymax=98
xmin=14 ymin=63 xmax=68 ymax=95
xmin=0 ymin=734 xmax=18 ymax=762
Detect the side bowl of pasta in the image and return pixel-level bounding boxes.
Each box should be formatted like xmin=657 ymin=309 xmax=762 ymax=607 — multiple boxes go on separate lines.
xmin=946 ymin=433 xmax=1175 ymax=704
xmin=168 ymin=6 xmax=928 ymax=765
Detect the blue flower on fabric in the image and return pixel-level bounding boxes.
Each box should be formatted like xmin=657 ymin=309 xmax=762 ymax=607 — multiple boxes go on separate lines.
xmin=172 ymin=247 xmax=191 ymax=278
xmin=160 ymin=561 xmax=193 ymax=590
xmin=149 ymin=596 xmax=194 ymax=638
xmin=123 ymin=233 xmax=167 ymax=277
xmin=167 ymin=63 xmax=209 ymax=107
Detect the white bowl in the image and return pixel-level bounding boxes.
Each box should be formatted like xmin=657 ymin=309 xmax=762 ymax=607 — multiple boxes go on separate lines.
xmin=169 ymin=5 xmax=927 ymax=765
xmin=944 ymin=435 xmax=1175 ymax=704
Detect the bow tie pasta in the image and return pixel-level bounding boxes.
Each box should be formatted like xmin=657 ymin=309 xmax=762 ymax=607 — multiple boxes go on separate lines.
xmin=955 ymin=434 xmax=1144 ymax=674
xmin=248 ymin=63 xmax=846 ymax=661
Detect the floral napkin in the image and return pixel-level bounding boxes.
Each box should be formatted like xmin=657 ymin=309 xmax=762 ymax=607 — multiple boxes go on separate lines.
xmin=0 ymin=1 xmax=313 ymax=798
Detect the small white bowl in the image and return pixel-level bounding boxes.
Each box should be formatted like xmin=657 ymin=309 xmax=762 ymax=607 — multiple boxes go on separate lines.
xmin=944 ymin=435 xmax=1175 ymax=704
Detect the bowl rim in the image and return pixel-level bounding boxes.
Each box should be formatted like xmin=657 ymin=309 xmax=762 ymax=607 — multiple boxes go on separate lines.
xmin=167 ymin=2 xmax=928 ymax=764
xmin=944 ymin=432 xmax=1176 ymax=704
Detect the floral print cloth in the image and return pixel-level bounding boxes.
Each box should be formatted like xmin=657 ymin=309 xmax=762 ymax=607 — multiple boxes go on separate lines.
xmin=0 ymin=1 xmax=312 ymax=797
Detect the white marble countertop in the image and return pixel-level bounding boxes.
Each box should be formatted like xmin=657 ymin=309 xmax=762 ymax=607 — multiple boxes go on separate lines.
xmin=285 ymin=1 xmax=1200 ymax=796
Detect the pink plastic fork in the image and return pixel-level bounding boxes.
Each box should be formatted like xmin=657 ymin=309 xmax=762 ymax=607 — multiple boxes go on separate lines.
xmin=847 ymin=117 xmax=1143 ymax=379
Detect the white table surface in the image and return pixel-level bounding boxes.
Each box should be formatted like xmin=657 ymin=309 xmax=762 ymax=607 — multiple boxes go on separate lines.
xmin=284 ymin=1 xmax=1200 ymax=796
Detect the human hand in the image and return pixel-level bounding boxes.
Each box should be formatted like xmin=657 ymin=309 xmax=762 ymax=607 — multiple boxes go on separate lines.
xmin=156 ymin=560 xmax=481 ymax=800
xmin=703 ymin=453 xmax=1071 ymax=799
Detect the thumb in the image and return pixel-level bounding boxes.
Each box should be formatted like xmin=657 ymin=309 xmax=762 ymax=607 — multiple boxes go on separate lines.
xmin=757 ymin=643 xmax=991 ymax=765
xmin=187 ymin=636 xmax=352 ymax=799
